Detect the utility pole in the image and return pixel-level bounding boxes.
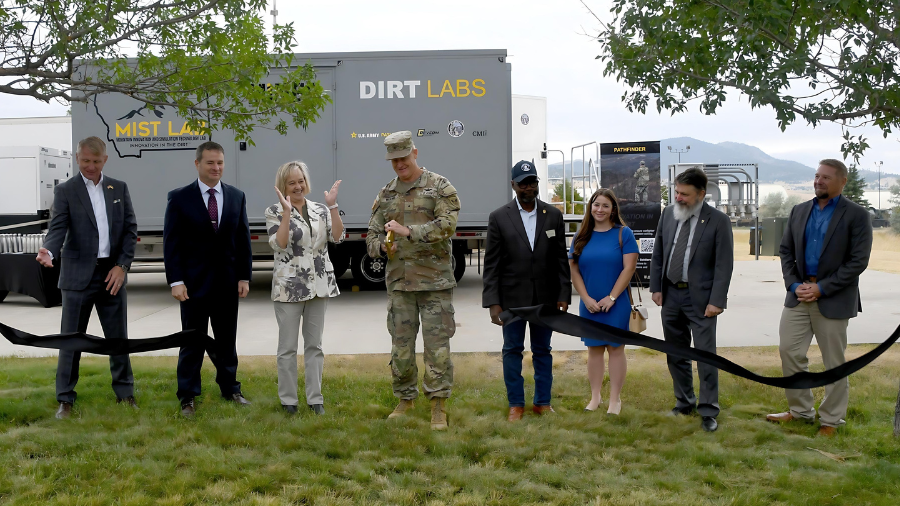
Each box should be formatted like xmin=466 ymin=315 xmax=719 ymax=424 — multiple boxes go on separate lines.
xmin=876 ymin=160 xmax=883 ymax=209
xmin=270 ymin=0 xmax=278 ymax=26
xmin=667 ymin=145 xmax=691 ymax=163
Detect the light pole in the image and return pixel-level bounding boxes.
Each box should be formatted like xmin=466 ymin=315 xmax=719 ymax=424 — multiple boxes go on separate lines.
xmin=668 ymin=145 xmax=691 ymax=163
xmin=270 ymin=0 xmax=278 ymax=25
xmin=876 ymin=160 xmax=883 ymax=209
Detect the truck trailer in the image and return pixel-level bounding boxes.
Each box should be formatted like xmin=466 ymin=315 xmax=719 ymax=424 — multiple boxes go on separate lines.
xmin=68 ymin=49 xmax=531 ymax=288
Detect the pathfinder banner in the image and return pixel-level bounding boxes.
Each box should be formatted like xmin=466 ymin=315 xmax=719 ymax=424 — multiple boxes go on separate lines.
xmin=0 ymin=322 xmax=214 ymax=357
xmin=600 ymin=141 xmax=661 ymax=286
xmin=503 ymin=305 xmax=900 ymax=389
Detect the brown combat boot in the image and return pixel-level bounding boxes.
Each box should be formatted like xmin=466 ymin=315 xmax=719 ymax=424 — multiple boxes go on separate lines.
xmin=388 ymin=399 xmax=415 ymax=419
xmin=430 ymin=398 xmax=448 ymax=430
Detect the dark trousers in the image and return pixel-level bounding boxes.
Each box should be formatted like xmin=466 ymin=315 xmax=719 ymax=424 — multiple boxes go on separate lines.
xmin=661 ymin=285 xmax=720 ymax=418
xmin=176 ymin=292 xmax=241 ymax=402
xmin=57 ymin=264 xmax=134 ymax=403
xmin=502 ymin=319 xmax=553 ymax=407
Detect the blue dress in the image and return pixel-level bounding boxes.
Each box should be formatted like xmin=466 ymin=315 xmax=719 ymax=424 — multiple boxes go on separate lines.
xmin=569 ymin=226 xmax=639 ymax=347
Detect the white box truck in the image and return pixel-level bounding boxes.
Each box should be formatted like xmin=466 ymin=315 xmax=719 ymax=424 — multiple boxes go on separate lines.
xmin=0 ymin=146 xmax=73 ymax=233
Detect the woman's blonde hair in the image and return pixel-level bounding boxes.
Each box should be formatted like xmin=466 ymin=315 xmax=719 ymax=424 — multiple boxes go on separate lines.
xmin=275 ymin=160 xmax=311 ymax=198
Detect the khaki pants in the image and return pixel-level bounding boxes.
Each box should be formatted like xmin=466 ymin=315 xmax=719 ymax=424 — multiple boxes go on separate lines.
xmin=274 ymin=298 xmax=328 ymax=406
xmin=387 ymin=289 xmax=455 ymax=400
xmin=778 ymin=302 xmax=849 ymax=427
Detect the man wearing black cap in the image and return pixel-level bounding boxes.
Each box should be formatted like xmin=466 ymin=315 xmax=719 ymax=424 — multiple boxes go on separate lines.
xmin=482 ymin=161 xmax=571 ymax=421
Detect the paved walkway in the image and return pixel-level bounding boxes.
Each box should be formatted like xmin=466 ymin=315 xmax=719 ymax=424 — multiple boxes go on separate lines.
xmin=2 ymin=261 xmax=899 ymax=357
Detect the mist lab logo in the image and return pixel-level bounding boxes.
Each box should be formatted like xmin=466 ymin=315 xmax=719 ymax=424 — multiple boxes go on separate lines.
xmin=448 ymin=120 xmax=464 ymax=138
xmin=93 ymin=96 xmax=209 ymax=158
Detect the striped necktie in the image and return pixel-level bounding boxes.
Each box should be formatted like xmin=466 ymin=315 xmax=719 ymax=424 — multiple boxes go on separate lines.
xmin=667 ymin=217 xmax=692 ymax=284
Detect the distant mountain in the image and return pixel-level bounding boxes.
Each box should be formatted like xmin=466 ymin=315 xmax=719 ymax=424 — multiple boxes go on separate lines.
xmin=548 ymin=137 xmax=900 ymax=184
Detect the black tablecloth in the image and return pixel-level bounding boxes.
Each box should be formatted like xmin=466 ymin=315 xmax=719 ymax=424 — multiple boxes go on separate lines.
xmin=0 ymin=254 xmax=61 ymax=307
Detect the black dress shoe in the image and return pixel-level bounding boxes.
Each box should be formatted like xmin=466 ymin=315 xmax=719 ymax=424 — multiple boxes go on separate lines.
xmin=226 ymin=392 xmax=251 ymax=405
xmin=308 ymin=404 xmax=325 ymax=415
xmin=117 ymin=396 xmax=139 ymax=409
xmin=670 ymin=406 xmax=696 ymax=416
xmin=55 ymin=401 xmax=73 ymax=419
xmin=181 ymin=398 xmax=195 ymax=417
xmin=701 ymin=416 xmax=718 ymax=432
xmin=282 ymin=405 xmax=298 ymax=414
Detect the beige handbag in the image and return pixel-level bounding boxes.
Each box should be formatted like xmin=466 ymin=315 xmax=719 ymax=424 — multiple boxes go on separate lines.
xmin=619 ymin=227 xmax=648 ymax=333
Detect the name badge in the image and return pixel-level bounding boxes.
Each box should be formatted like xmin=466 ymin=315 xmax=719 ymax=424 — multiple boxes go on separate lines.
xmin=546 ymin=230 xmax=556 ymax=238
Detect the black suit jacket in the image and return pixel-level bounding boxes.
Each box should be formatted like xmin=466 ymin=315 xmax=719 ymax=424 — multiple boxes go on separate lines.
xmin=43 ymin=174 xmax=137 ymax=291
xmin=163 ymin=180 xmax=252 ymax=299
xmin=649 ymin=202 xmax=734 ymax=315
xmin=779 ymin=196 xmax=872 ymax=319
xmin=482 ymin=199 xmax=571 ymax=310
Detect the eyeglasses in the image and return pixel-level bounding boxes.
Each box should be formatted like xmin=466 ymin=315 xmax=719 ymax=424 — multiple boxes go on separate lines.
xmin=516 ymin=179 xmax=540 ymax=189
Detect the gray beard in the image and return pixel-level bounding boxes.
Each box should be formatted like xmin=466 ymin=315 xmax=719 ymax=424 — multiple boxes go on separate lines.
xmin=673 ymin=200 xmax=703 ymax=223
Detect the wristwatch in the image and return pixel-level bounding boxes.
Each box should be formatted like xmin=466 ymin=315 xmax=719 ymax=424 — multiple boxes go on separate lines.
xmin=116 ymin=263 xmax=130 ymax=273
xmin=609 ymin=294 xmax=617 ymax=302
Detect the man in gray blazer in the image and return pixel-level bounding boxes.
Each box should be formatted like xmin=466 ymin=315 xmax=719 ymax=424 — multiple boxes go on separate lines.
xmin=36 ymin=136 xmax=138 ymax=419
xmin=650 ymin=167 xmax=733 ymax=432
xmin=766 ymin=159 xmax=872 ymax=437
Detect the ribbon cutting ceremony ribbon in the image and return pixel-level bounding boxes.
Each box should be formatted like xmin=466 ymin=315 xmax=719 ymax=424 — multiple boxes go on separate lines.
xmin=502 ymin=305 xmax=900 ymax=390
xmin=0 ymin=322 xmax=214 ymax=357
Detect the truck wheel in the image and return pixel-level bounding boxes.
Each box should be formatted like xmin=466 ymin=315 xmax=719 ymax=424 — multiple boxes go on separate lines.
xmin=327 ymin=243 xmax=350 ymax=279
xmin=452 ymin=245 xmax=466 ymax=282
xmin=350 ymin=251 xmax=387 ymax=289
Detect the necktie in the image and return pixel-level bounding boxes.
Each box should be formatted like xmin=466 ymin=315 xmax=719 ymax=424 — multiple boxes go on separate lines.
xmin=667 ymin=216 xmax=692 ymax=284
xmin=207 ymin=188 xmax=218 ymax=231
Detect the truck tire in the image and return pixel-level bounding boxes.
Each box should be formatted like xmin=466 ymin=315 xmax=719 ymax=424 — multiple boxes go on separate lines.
xmin=327 ymin=243 xmax=350 ymax=279
xmin=452 ymin=244 xmax=466 ymax=282
xmin=350 ymin=250 xmax=388 ymax=289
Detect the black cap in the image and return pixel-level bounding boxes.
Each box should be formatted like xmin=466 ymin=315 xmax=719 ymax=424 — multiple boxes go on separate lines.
xmin=511 ymin=160 xmax=538 ymax=183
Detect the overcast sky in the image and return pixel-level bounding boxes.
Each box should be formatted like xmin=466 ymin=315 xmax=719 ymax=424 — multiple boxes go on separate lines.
xmin=3 ymin=0 xmax=898 ymax=173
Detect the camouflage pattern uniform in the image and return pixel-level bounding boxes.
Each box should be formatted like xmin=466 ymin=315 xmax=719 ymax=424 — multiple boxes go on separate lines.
xmin=367 ymin=132 xmax=461 ymax=400
xmin=634 ymin=162 xmax=650 ymax=203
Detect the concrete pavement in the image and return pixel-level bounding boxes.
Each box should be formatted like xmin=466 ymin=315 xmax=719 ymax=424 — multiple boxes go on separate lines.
xmin=2 ymin=260 xmax=899 ymax=357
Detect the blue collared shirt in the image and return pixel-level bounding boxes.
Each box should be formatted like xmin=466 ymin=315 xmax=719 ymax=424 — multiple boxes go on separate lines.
xmin=789 ymin=195 xmax=839 ymax=295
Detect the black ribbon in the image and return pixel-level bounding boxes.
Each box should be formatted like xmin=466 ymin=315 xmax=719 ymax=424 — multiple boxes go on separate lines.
xmin=0 ymin=322 xmax=213 ymax=356
xmin=503 ymin=305 xmax=900 ymax=389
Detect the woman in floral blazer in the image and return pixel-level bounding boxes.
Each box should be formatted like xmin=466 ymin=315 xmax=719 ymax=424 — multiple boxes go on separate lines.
xmin=266 ymin=160 xmax=343 ymax=415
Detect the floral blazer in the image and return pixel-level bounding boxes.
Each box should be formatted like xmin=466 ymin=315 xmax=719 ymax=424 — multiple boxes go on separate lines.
xmin=266 ymin=199 xmax=343 ymax=302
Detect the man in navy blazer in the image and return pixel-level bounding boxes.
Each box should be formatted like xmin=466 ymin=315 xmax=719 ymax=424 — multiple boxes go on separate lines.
xmin=482 ymin=161 xmax=571 ymax=421
xmin=163 ymin=141 xmax=252 ymax=416
xmin=37 ymin=136 xmax=138 ymax=419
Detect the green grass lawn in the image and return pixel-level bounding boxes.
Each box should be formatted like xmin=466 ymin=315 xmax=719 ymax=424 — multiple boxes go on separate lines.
xmin=2 ymin=346 xmax=900 ymax=505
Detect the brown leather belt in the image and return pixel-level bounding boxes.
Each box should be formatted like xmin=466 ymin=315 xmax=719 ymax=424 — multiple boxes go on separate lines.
xmin=807 ymin=276 xmax=817 ymax=283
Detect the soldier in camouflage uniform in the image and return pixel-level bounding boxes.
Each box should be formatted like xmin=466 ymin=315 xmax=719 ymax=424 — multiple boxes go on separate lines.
xmin=366 ymin=130 xmax=460 ymax=430
xmin=634 ymin=161 xmax=650 ymax=204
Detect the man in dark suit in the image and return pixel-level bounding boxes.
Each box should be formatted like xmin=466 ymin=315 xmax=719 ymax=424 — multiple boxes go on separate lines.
xmin=163 ymin=141 xmax=252 ymax=416
xmin=649 ymin=167 xmax=733 ymax=432
xmin=766 ymin=159 xmax=872 ymax=437
xmin=36 ymin=136 xmax=138 ymax=419
xmin=483 ymin=160 xmax=571 ymax=422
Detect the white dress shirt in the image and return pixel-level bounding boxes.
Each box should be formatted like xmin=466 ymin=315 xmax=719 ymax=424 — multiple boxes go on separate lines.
xmin=198 ymin=179 xmax=223 ymax=224
xmin=82 ymin=173 xmax=111 ymax=259
xmin=516 ymin=197 xmax=537 ymax=251
xmin=668 ymin=213 xmax=699 ymax=282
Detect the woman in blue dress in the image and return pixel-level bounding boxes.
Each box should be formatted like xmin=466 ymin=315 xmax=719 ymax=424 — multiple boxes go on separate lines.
xmin=569 ymin=189 xmax=638 ymax=414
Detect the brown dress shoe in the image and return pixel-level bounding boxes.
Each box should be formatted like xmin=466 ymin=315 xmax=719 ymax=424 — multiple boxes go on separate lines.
xmin=181 ymin=398 xmax=195 ymax=417
xmin=817 ymin=425 xmax=838 ymax=437
xmin=55 ymin=402 xmax=73 ymax=419
xmin=507 ymin=406 xmax=525 ymax=422
xmin=532 ymin=405 xmax=556 ymax=415
xmin=117 ymin=396 xmax=139 ymax=409
xmin=227 ymin=392 xmax=251 ymax=405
